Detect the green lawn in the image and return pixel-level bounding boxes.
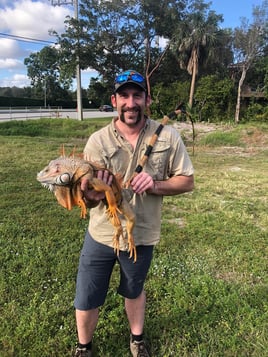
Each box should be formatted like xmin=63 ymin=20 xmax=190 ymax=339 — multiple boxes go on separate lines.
xmin=0 ymin=118 xmax=268 ymax=356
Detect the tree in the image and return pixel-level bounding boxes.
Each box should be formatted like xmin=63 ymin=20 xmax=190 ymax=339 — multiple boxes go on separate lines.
xmin=174 ymin=0 xmax=224 ymax=108
xmin=87 ymin=77 xmax=110 ymax=108
xmin=136 ymin=0 xmax=186 ymax=97
xmin=233 ymin=0 xmax=268 ymax=122
xmin=245 ymin=45 xmax=268 ymax=91
xmin=265 ymin=54 xmax=268 ymax=98
xmin=24 ymin=46 xmax=72 ymax=104
xmin=57 ymin=0 xmax=187 ymax=94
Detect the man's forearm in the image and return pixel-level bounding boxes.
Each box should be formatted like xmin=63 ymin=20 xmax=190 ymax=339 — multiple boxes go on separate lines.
xmin=148 ymin=175 xmax=194 ymax=196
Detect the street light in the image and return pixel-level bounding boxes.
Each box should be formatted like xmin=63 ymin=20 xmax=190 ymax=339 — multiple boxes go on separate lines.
xmin=50 ymin=0 xmax=83 ymax=121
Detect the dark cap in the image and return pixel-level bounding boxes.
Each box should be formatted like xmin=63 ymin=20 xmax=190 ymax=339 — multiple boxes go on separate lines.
xmin=114 ymin=70 xmax=147 ymax=92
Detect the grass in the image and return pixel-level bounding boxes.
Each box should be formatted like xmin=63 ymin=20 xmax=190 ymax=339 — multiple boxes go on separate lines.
xmin=0 ymin=118 xmax=268 ymax=356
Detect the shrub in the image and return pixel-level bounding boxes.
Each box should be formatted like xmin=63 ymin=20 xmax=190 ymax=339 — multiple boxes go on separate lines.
xmin=195 ymin=75 xmax=236 ymax=122
xmin=244 ymin=102 xmax=268 ymax=121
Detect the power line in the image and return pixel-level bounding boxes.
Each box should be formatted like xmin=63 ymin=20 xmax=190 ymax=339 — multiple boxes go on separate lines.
xmin=0 ymin=32 xmax=55 ymax=45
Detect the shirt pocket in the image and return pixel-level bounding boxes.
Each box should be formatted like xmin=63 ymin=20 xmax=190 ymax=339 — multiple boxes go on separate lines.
xmin=101 ymin=146 xmax=129 ymax=174
xmin=145 ymin=140 xmax=170 ymax=180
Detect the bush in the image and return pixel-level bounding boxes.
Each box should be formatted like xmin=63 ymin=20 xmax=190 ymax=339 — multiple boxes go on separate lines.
xmin=244 ymin=102 xmax=268 ymax=121
xmin=150 ymin=81 xmax=190 ymax=117
xmin=195 ymin=75 xmax=236 ymax=122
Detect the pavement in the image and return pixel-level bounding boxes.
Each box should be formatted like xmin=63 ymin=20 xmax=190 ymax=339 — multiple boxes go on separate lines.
xmin=0 ymin=108 xmax=117 ymax=122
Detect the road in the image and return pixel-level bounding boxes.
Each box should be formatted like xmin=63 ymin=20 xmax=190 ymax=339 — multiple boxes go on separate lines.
xmin=0 ymin=108 xmax=117 ymax=122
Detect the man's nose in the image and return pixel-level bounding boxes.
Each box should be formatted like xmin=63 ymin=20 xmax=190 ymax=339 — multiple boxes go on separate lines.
xmin=126 ymin=95 xmax=136 ymax=107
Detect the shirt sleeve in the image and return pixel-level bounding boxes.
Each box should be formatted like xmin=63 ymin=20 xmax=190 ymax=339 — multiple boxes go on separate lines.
xmin=168 ymin=129 xmax=194 ymax=177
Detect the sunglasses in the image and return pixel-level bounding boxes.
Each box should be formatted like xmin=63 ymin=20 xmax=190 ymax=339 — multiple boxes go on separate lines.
xmin=115 ymin=71 xmax=145 ymax=84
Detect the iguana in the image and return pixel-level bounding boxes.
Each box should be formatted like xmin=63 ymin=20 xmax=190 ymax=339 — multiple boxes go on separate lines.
xmin=37 ymin=150 xmax=137 ymax=262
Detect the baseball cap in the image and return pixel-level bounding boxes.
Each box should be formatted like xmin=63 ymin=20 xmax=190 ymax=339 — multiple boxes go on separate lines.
xmin=114 ymin=70 xmax=147 ymax=92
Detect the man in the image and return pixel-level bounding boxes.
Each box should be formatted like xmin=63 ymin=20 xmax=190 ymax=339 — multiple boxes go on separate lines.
xmin=74 ymin=70 xmax=194 ymax=357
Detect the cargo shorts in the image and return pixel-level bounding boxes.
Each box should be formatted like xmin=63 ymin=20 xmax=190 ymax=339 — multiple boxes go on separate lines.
xmin=74 ymin=231 xmax=154 ymax=310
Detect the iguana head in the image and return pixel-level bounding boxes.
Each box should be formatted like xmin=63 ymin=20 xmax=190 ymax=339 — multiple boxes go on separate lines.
xmin=37 ymin=157 xmax=78 ymax=191
xmin=37 ymin=154 xmax=95 ymax=213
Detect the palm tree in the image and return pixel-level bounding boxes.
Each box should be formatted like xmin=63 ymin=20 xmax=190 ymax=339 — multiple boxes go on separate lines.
xmin=176 ymin=1 xmax=222 ymax=108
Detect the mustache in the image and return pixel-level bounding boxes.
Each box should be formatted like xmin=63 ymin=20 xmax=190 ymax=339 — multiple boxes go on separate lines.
xmin=122 ymin=105 xmax=140 ymax=113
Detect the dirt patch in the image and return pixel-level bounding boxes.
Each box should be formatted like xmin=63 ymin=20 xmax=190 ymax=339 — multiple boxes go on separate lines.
xmin=173 ymin=122 xmax=231 ymax=143
xmin=172 ymin=122 xmax=268 ymax=155
xmin=241 ymin=127 xmax=268 ymax=147
xmin=174 ymin=121 xmax=217 ymax=132
xmin=173 ymin=121 xmax=218 ymax=138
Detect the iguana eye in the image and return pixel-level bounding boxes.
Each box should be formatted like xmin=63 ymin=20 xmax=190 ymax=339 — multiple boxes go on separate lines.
xmin=56 ymin=173 xmax=71 ymax=184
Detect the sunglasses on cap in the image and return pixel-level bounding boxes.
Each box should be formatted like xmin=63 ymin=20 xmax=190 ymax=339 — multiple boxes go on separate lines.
xmin=115 ymin=71 xmax=145 ymax=84
xmin=114 ymin=70 xmax=147 ymax=92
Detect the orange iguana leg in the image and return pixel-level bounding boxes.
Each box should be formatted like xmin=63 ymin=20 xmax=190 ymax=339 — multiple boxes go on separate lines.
xmin=119 ymin=196 xmax=137 ymax=262
xmin=110 ymin=224 xmax=123 ymax=257
xmin=90 ymin=178 xmax=122 ymax=220
xmin=91 ymin=178 xmax=123 ymax=255
xmin=75 ymin=187 xmax=88 ymax=218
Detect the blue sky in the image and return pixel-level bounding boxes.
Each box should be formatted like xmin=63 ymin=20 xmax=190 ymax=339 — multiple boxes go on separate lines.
xmin=0 ymin=0 xmax=263 ymax=89
xmin=210 ymin=0 xmax=263 ymax=28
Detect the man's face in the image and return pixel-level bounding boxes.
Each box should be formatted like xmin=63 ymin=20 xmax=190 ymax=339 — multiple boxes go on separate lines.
xmin=111 ymin=85 xmax=150 ymax=127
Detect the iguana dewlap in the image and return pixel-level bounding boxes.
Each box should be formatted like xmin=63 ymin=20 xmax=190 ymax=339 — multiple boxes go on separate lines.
xmin=37 ymin=153 xmax=136 ymax=262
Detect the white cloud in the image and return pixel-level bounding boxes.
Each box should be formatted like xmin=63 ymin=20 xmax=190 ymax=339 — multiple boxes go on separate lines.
xmin=0 ymin=0 xmax=72 ymax=88
xmin=0 ymin=58 xmax=24 ymax=69
xmin=0 ymin=39 xmax=25 ymax=59
xmin=0 ymin=1 xmax=71 ymax=38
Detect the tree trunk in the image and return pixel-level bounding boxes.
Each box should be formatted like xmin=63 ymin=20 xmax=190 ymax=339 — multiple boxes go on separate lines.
xmin=235 ymin=66 xmax=247 ymax=123
xmin=188 ymin=48 xmax=198 ymax=108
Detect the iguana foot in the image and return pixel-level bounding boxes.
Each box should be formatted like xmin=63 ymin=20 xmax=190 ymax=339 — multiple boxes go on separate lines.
xmin=128 ymin=235 xmax=137 ymax=263
xmin=112 ymin=229 xmax=123 ymax=257
xmin=106 ymin=206 xmax=122 ymax=226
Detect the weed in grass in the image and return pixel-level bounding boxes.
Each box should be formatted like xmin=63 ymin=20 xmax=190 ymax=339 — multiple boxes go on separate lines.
xmin=199 ymin=130 xmax=243 ymax=147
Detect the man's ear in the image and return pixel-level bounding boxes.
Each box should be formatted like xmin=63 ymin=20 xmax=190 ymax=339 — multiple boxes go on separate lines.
xmin=111 ymin=94 xmax=116 ymax=107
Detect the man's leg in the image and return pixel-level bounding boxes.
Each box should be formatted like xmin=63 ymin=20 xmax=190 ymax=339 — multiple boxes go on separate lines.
xmin=74 ymin=232 xmax=116 ymax=353
xmin=118 ymin=247 xmax=153 ymax=357
xmin=119 ymin=246 xmax=153 ymax=335
xmin=76 ymin=308 xmax=99 ymax=344
xmin=126 ymin=290 xmax=150 ymax=357
xmin=125 ymin=290 xmax=146 ymax=335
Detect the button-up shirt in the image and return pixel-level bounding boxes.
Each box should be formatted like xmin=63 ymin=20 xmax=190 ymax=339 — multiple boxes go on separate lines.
xmin=84 ymin=117 xmax=194 ymax=250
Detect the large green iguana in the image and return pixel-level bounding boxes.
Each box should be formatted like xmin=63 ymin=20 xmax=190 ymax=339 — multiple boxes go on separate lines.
xmin=37 ymin=150 xmax=136 ymax=262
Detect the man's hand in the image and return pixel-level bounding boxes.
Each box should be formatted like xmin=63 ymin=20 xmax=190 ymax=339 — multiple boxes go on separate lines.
xmin=131 ymin=172 xmax=154 ymax=194
xmin=81 ymin=170 xmax=113 ymax=203
xmin=131 ymin=173 xmax=194 ymax=196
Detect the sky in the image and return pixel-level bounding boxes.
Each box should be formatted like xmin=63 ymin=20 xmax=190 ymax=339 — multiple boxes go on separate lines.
xmin=0 ymin=0 xmax=264 ymax=90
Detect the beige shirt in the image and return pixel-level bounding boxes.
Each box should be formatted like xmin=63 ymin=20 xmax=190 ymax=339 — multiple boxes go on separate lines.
xmin=84 ymin=117 xmax=194 ymax=250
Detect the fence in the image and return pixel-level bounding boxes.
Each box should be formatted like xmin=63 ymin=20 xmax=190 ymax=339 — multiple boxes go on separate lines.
xmin=0 ymin=106 xmax=64 ymax=121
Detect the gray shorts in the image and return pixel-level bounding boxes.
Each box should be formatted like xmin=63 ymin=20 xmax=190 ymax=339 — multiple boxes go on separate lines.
xmin=74 ymin=231 xmax=154 ymax=310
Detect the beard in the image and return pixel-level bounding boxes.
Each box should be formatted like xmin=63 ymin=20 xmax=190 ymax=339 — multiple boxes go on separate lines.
xmin=119 ymin=106 xmax=142 ymax=126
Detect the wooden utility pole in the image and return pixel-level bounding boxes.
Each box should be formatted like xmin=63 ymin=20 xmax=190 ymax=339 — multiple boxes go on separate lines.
xmin=51 ymin=0 xmax=83 ymax=120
